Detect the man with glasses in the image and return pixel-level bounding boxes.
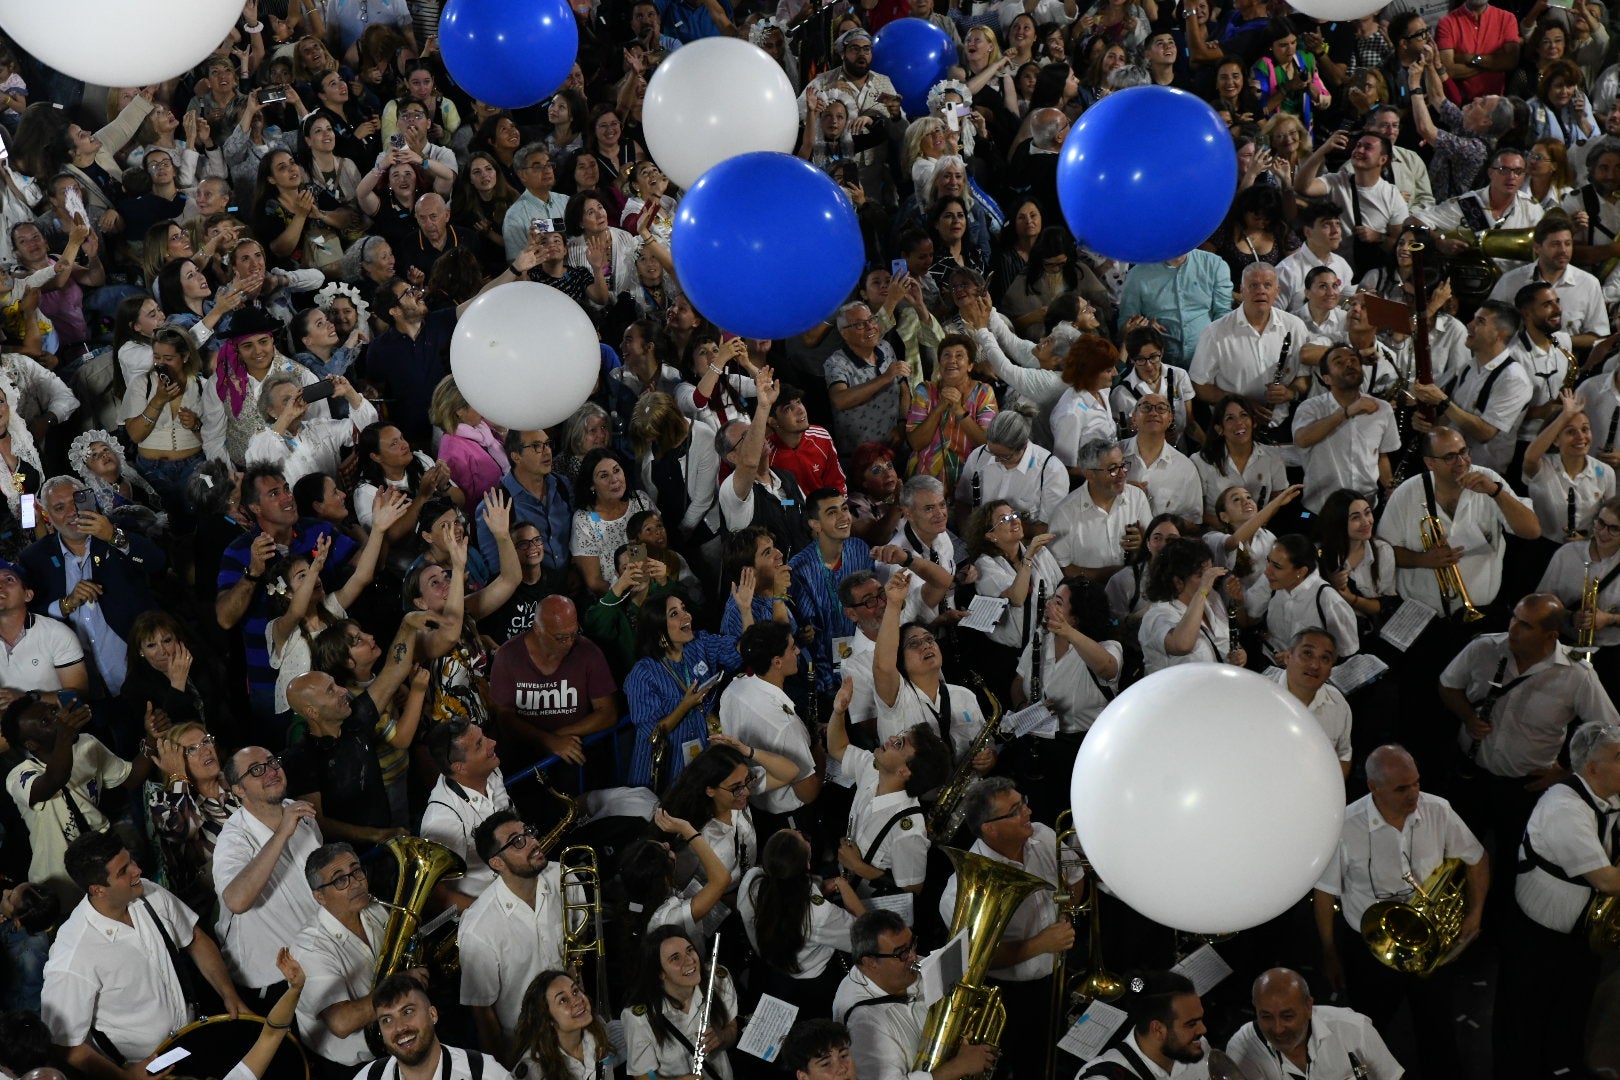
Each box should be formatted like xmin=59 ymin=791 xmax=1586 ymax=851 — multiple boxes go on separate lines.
xmin=461 ymin=809 xmax=579 ymax=1060
xmin=490 ymin=595 xmax=618 ymax=770
xmin=1049 ymin=437 xmax=1153 ymax=583
xmin=214 ymin=746 xmax=323 ymax=1005
xmin=475 ymin=429 xmax=572 ymax=577
xmin=956 ymin=409 xmax=1068 ymax=534
xmin=1121 ymin=393 xmax=1202 ymax=526
xmin=832 ymin=909 xmax=997 ymax=1080
xmin=939 ymin=777 xmax=1080 ymax=1080
xmin=1313 ymin=743 xmax=1483 ymax=1080
xmin=1292 ymin=345 xmax=1401 ymax=513
xmin=290 ymin=842 xmax=393 ymax=1071
xmin=826 ymin=301 xmax=911 ymax=455
xmin=1410 ymin=299 xmax=1534 ymax=474
xmin=501 ymin=143 xmax=570 ymax=260
xmin=1412 ymin=147 xmax=1544 ymax=258
xmin=836 ymin=571 xmax=890 ymax=727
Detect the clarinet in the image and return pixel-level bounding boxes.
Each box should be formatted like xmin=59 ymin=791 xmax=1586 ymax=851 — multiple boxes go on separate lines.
xmin=1226 ymin=593 xmax=1239 ymax=656
xmin=1029 ymin=580 xmax=1047 ymax=705
xmin=1568 ymin=486 xmax=1583 ymax=540
xmin=1348 ymin=1051 xmax=1371 ymax=1080
xmin=971 ymin=470 xmax=983 ymax=509
xmin=1607 ymin=402 xmax=1620 ymax=454
xmin=1267 ymin=331 xmax=1293 ymax=428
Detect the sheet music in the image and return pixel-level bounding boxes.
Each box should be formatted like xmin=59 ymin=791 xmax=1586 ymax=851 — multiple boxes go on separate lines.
xmin=959 ymin=595 xmax=1010 ymax=634
xmin=738 ymin=995 xmax=800 ymax=1061
xmin=1005 ymin=702 xmax=1059 ymax=738
xmin=1057 ymin=1001 xmax=1130 ymax=1060
xmin=1329 ymin=652 xmax=1390 ymax=694
xmin=1380 ymin=599 xmax=1437 ymax=650
xmin=1171 ymin=942 xmax=1234 ymax=996
xmin=919 ymin=931 xmax=968 ymax=1007
xmin=867 ymin=890 xmax=915 ymax=924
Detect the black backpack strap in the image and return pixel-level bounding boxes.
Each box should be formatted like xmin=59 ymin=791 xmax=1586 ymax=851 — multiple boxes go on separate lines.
xmin=366 ymin=1059 xmax=390 ymax=1080
xmin=470 ymin=1048 xmax=485 ymax=1080
xmin=841 ymin=994 xmax=912 ymax=1025
xmin=1459 ymin=192 xmax=1492 ymax=233
xmin=1584 ymin=185 xmax=1616 ymax=241
xmin=862 ymin=805 xmax=925 ymax=865
xmin=1517 ymin=777 xmax=1607 ymax=883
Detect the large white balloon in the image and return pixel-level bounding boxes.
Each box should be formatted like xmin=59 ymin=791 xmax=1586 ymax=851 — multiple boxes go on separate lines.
xmin=642 ymin=37 xmax=799 ymax=189
xmin=1287 ymin=0 xmax=1384 ymax=20
xmin=0 ymin=0 xmax=243 ymax=87
xmin=1070 ymin=665 xmax=1345 ymax=934
xmin=450 ymin=282 xmax=598 ymax=431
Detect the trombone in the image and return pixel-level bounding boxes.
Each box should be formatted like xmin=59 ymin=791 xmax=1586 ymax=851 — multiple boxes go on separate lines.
xmin=1047 ymin=810 xmax=1123 ymax=1073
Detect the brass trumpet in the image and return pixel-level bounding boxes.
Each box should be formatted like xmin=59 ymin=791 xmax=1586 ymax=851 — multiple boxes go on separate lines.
xmin=1575 ymin=558 xmax=1600 ymax=664
xmin=1419 ymin=512 xmax=1483 ymax=622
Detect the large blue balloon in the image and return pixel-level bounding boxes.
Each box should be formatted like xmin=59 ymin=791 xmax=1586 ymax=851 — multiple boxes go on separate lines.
xmin=871 ymin=17 xmax=954 ymax=118
xmin=673 ymin=153 xmax=863 ymax=340
xmin=439 ymin=0 xmax=577 ymax=110
xmin=1056 ymin=87 xmax=1237 ymax=264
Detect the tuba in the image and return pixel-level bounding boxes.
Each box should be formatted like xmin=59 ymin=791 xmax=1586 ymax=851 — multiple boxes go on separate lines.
xmin=926 ymin=673 xmax=1004 ymax=840
xmin=371 ymin=837 xmax=466 ymax=986
xmin=912 ymin=847 xmax=1054 ymax=1078
xmin=1584 ymin=894 xmax=1620 ymax=952
xmin=1360 ymin=857 xmax=1468 ymax=974
xmin=1437 ymin=227 xmax=1536 ymax=305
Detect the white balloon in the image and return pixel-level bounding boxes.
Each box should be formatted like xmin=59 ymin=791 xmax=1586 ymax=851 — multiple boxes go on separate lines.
xmin=0 ymin=0 xmax=243 ymax=87
xmin=1070 ymin=665 xmax=1346 ymax=934
xmin=450 ymin=282 xmax=598 ymax=431
xmin=1287 ymin=0 xmax=1384 ymax=20
xmin=642 ymin=37 xmax=799 ymax=189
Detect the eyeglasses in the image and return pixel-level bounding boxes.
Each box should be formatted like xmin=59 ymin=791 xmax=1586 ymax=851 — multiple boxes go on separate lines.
xmin=316 ymin=865 xmax=367 ymax=891
xmin=718 ymin=779 xmax=751 ymax=795
xmin=868 ymin=937 xmax=918 ymax=961
xmin=1425 ymin=447 xmax=1471 ymax=464
xmin=989 ymin=446 xmax=1022 ymax=464
xmin=996 ymin=511 xmax=1022 ymax=525
xmin=1135 ymin=403 xmax=1173 ymax=415
xmin=1526 ymin=151 xmax=1549 ymax=163
xmin=183 ymin=735 xmax=217 ymax=756
xmin=1490 ymin=165 xmax=1527 ymax=177
xmin=903 ymin=632 xmax=937 ymax=650
xmin=848 ymin=592 xmax=886 ymax=610
xmin=983 ymin=795 xmax=1031 ymax=824
xmin=398 ymin=285 xmax=424 ymax=298
xmin=1596 ymin=519 xmax=1620 ymax=535
xmin=495 ymin=823 xmax=539 ymax=857
xmin=1089 ymin=463 xmax=1130 ymax=476
xmin=1402 ymin=27 xmax=1431 ymax=40
xmin=1132 ymin=352 xmax=1164 ymax=364
xmin=515 ymin=536 xmax=545 ymax=549
xmin=521 ymin=440 xmax=552 ymax=452
xmin=242 ymin=756 xmax=283 ymax=779
xmin=841 ymin=317 xmax=879 ymax=331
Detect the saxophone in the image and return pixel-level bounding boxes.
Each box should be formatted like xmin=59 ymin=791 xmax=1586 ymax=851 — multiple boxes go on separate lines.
xmin=926 ymin=672 xmax=1005 ymax=840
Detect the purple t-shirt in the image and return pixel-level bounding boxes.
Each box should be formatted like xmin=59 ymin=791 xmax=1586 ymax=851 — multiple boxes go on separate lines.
xmin=489 ymin=634 xmax=616 ymax=733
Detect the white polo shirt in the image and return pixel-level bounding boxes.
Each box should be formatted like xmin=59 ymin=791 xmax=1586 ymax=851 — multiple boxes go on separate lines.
xmin=1377 ymin=468 xmax=1527 ymax=611
xmin=41 ymin=881 xmax=196 ymax=1059
xmin=1490 ymin=262 xmax=1610 ymax=339
xmin=292 ymin=901 xmax=388 ymax=1065
xmin=841 ymin=744 xmax=928 ymax=890
xmin=718 ymin=675 xmax=813 ymax=816
xmin=939 ymin=823 xmax=1065 ymax=981
xmin=7 ymin=737 xmax=128 ymax=903
xmin=955 ymin=441 xmax=1070 ymax=527
xmin=972 ymin=547 xmax=1065 ymax=648
xmin=1442 ymin=349 xmax=1534 ymax=472
xmin=1525 ymin=455 xmax=1615 ymax=540
xmin=1194 ymin=445 xmax=1290 ymax=516
xmin=875 ymin=678 xmax=985 ymax=761
xmin=832 ymin=967 xmax=932 ymax=1080
xmin=419 ymin=770 xmax=512 ymax=901
xmin=1226 ymin=1004 xmax=1403 ymax=1080
xmin=1048 ymin=483 xmax=1153 ymax=572
xmin=0 ymin=611 xmax=85 ymax=691
xmin=698 ymin=806 xmax=757 ymax=892
xmin=738 ymin=868 xmax=857 ymax=979
xmin=1536 ymin=541 xmax=1620 ymax=646
xmin=1506 ymin=329 xmax=1576 ymax=444
xmin=1243 ymin=570 xmax=1360 ymax=659
xmin=1189 ymin=305 xmax=1308 ymax=425
xmin=459 ymin=865 xmax=570 ymax=1041
xmin=212 ymin=802 xmax=324 ymax=989
xmin=1315 ymin=792 xmax=1485 ymax=930
xmin=1516 ymin=776 xmax=1620 ymax=933
xmin=1014 ymin=636 xmax=1122 ymax=735
xmin=1266 ymin=666 xmax=1352 ymax=764
xmin=622 ymin=970 xmax=740 ymax=1080
xmin=1139 ymin=597 xmax=1231 ymax=675
xmin=1120 ymin=437 xmax=1202 ymax=525
xmin=1291 ymin=392 xmax=1402 ymax=513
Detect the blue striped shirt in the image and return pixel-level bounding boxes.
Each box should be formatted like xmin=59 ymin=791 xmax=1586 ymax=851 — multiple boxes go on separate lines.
xmin=623 ymin=631 xmax=745 ymax=788
xmin=789 ymin=538 xmax=875 ymax=693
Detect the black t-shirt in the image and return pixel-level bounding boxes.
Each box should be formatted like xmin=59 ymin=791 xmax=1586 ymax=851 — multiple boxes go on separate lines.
xmin=478 ymin=578 xmax=555 ymax=645
xmin=282 ymin=694 xmax=390 ymax=829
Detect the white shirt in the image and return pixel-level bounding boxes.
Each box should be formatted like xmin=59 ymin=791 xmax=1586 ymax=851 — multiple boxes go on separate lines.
xmin=245 ymin=396 xmax=378 ymax=488
xmin=1319 ymin=172 xmax=1410 ymax=258
xmin=1139 ymin=597 xmax=1232 ymax=674
xmin=1120 ymin=437 xmax=1202 ymax=525
xmin=212 ymin=801 xmax=324 ymax=989
xmin=1505 ymin=329 xmax=1576 ymax=443
xmin=1441 ymin=349 xmax=1534 ymax=472
xmin=7 ymin=736 xmax=127 ymax=902
xmin=1440 ymin=634 xmax=1620 ymax=776
xmin=1490 ymin=262 xmax=1610 ymax=338
xmin=622 ymin=971 xmax=739 ymax=1080
xmin=956 ymin=442 xmax=1070 ymax=527
xmin=201 ymin=356 xmax=331 ymax=466
xmin=718 ymin=675 xmax=813 ymax=815
xmin=419 ymin=771 xmax=512 ymax=900
xmin=843 ymin=630 xmax=880 ymax=725
xmin=1243 ymin=569 xmax=1360 ymax=659
xmin=1203 ymin=528 xmax=1277 ymax=591
xmin=1189 ymin=306 xmax=1308 ymax=427
xmin=1387 ymin=311 xmax=1470 ymax=391
xmin=875 ymin=523 xmax=957 ymax=623
xmin=1315 ymin=791 xmax=1485 ymax=930
xmin=1015 ymin=635 xmax=1122 ymax=734
xmin=832 ymin=967 xmax=933 ymax=1080
xmin=40 ymin=882 xmax=196 ymax=1059
xmin=972 ymin=547 xmax=1066 ymax=648
xmin=1537 ymin=540 xmax=1620 ymax=646
xmin=1110 ymin=365 xmax=1197 ymax=448
xmin=1266 ymin=666 xmax=1353 ymax=763
xmin=939 ymin=823 xmax=1067 ymax=981
xmin=875 ymin=678 xmax=986 ymax=761
xmin=1525 ymin=455 xmax=1615 ymax=540
xmin=1515 ymin=776 xmax=1620 ymax=932
xmin=1194 ymin=445 xmax=1289 ymax=516
xmin=841 ymin=744 xmax=928 ymax=889
xmin=698 ymin=807 xmax=758 ymax=892
xmin=1377 ymin=468 xmax=1529 ymax=610
xmin=738 ymin=868 xmax=857 ymax=979
xmin=1292 ymin=392 xmax=1402 ymax=513
xmin=1274 ymin=246 xmax=1354 ymax=313
xmin=1048 ymin=484 xmax=1153 ymax=571
xmin=292 ymin=901 xmax=388 ymax=1065
xmin=1579 ymin=372 xmax=1620 ymax=455
xmin=0 ymin=611 xmax=86 ymax=694
xmin=1049 ymin=387 xmax=1117 ymax=468
xmin=1077 ymin=1028 xmax=1212 ymax=1078
xmin=353 ymin=1046 xmax=511 ymax=1080
xmin=1413 ymin=188 xmax=1545 ymax=270
xmin=1225 ymin=1004 xmax=1403 ymax=1080
xmin=459 ymin=866 xmax=571 ymax=1041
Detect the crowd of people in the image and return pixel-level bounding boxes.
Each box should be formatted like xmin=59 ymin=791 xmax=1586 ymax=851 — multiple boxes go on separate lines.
xmin=0 ymin=0 xmax=1617 ymax=1077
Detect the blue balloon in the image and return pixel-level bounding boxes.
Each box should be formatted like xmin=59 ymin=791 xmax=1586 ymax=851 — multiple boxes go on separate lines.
xmin=870 ymin=17 xmax=954 ymax=118
xmin=439 ymin=0 xmax=577 ymax=110
xmin=1055 ymin=87 xmax=1237 ymax=264
xmin=673 ymin=153 xmax=864 ymax=340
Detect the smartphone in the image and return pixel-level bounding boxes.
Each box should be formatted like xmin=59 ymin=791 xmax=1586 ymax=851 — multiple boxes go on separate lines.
xmin=73 ymin=489 xmax=96 ymax=517
xmin=890 ymin=258 xmax=907 ymax=279
xmin=147 ymin=1047 xmax=192 ymax=1074
xmin=64 ymin=187 xmax=85 ymax=223
xmin=301 ymin=378 xmax=337 ymax=403
xmin=1550 ymin=0 xmax=1575 ymax=8
xmin=19 ymin=494 xmax=34 ymax=530
xmin=530 ymin=217 xmax=554 ymax=235
xmin=954 ymin=103 xmax=972 ymax=118
xmin=627 ymin=541 xmax=648 ymax=564
xmin=389 ymin=133 xmax=405 ymax=150
xmin=257 ymin=86 xmax=288 ymax=105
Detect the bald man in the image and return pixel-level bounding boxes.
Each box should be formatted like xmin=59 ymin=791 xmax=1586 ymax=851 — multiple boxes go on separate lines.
xmin=399 ymin=191 xmax=466 ymax=280
xmin=1226 ymin=967 xmax=1403 ymax=1079
xmin=488 ymin=595 xmax=619 ymax=768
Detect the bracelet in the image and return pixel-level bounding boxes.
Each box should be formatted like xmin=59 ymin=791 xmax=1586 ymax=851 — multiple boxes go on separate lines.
xmin=243 ymin=20 xmax=265 ymax=32
xmin=507 ymin=263 xmax=521 ymax=277
xmin=265 ymin=1019 xmax=293 ymax=1030
xmin=1492 ymin=480 xmax=1505 ymax=498
xmin=243 ymin=571 xmax=262 ymax=583
xmin=142 ymin=411 xmax=159 ymax=422
xmin=748 ymin=747 xmax=756 ymax=760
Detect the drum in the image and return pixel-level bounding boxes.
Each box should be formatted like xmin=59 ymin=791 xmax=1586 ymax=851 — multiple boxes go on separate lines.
xmin=153 ymin=1013 xmax=310 ymax=1079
